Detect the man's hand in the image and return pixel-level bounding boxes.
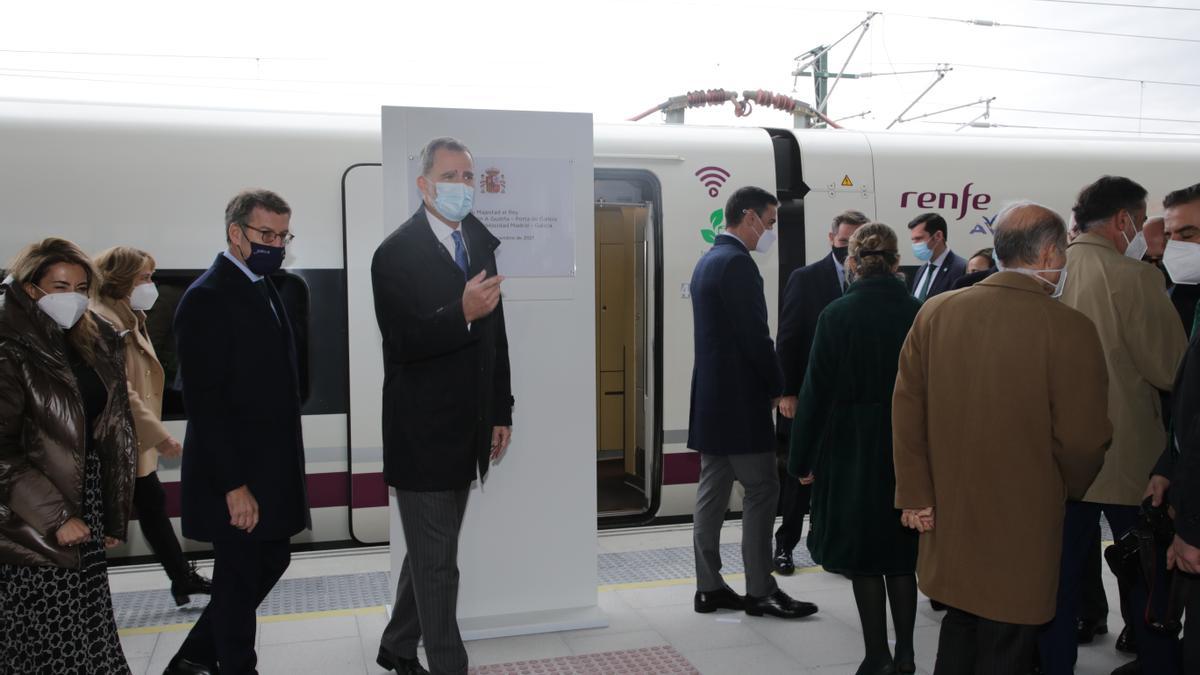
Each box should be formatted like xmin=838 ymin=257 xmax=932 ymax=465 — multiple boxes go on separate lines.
xmin=799 ymin=472 xmax=814 ymax=486
xmin=778 ymin=395 xmax=799 ymax=419
xmin=1144 ymin=475 xmax=1171 ymax=508
xmin=226 ymin=485 xmax=259 ymax=533
xmin=901 ymin=507 xmax=935 ymax=533
xmin=463 ymin=271 xmax=504 ymax=323
xmin=1167 ymin=534 xmax=1200 ymax=574
xmin=104 ymin=537 xmax=122 ymax=549
xmin=55 ymin=517 xmax=91 ymax=546
xmin=156 ymin=436 xmax=183 ymax=458
xmin=491 ymin=426 xmax=512 ymax=461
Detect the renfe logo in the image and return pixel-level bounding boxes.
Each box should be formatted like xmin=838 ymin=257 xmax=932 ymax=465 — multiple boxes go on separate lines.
xmin=900 ymin=183 xmax=992 ymax=221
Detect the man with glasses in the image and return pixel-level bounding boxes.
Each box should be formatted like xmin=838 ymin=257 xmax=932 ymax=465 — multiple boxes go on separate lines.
xmin=165 ymin=189 xmax=310 ymax=675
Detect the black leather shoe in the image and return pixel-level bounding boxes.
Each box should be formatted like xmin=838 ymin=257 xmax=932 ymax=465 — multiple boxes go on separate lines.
xmin=929 ymin=599 xmax=947 ymax=611
xmin=162 ymin=654 xmax=217 ymax=675
xmin=694 ymin=585 xmax=744 ymax=613
xmin=1111 ymin=660 xmax=1141 ymax=675
xmin=893 ymin=647 xmax=916 ymax=674
xmin=1077 ymin=617 xmax=1109 ymax=644
xmin=856 ymin=660 xmax=898 ymax=675
xmin=376 ymin=648 xmax=430 ymax=674
xmin=1115 ymin=625 xmax=1137 ymax=654
xmin=773 ymin=547 xmax=795 ymax=575
xmin=744 ymin=589 xmax=818 ymax=619
xmin=172 ymin=563 xmax=213 ymax=607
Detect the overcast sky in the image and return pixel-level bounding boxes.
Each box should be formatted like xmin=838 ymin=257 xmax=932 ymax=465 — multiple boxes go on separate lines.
xmin=3 ymin=0 xmax=1199 ymax=136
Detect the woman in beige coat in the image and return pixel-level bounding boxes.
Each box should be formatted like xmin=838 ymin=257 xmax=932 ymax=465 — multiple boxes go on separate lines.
xmin=93 ymin=246 xmax=211 ymax=606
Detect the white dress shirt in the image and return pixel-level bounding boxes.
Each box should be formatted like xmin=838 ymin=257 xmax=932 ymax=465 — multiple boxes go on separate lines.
xmin=428 ymin=213 xmax=470 ymax=267
xmin=912 ymin=247 xmax=950 ymax=298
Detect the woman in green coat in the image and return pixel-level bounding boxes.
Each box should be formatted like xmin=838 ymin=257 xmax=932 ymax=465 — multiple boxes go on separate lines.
xmin=789 ymin=222 xmax=921 ymax=675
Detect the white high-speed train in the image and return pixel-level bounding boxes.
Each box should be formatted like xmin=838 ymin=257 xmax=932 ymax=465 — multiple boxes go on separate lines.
xmin=2 ymin=99 xmax=1198 ymax=561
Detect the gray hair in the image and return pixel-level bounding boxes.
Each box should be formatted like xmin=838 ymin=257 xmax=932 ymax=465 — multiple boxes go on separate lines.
xmin=420 ymin=137 xmax=472 ymax=177
xmin=224 ymin=189 xmax=291 ymax=241
xmin=993 ymin=201 xmax=1067 ymax=268
xmin=831 ymin=209 xmax=870 ymax=233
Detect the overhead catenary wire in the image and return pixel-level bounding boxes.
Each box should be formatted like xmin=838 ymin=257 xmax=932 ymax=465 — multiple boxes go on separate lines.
xmin=0 ymin=47 xmax=312 ymax=61
xmin=0 ymin=65 xmax=450 ymax=90
xmin=891 ymin=61 xmax=1200 ymax=90
xmin=1033 ymin=0 xmax=1200 ymax=10
xmin=988 ymin=105 xmax=1200 ymax=125
xmin=889 ymin=11 xmax=1200 ymax=44
xmin=925 ymin=120 xmax=1200 ymax=137
xmin=0 ymin=69 xmax=318 ymax=95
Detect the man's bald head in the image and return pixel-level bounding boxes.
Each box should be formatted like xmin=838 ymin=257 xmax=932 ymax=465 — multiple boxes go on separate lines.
xmin=993 ymin=202 xmax=1068 ymax=269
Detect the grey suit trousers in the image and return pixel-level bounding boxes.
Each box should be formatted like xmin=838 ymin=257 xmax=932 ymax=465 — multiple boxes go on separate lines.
xmin=380 ymin=488 xmax=470 ymax=675
xmin=693 ymin=451 xmax=780 ymax=598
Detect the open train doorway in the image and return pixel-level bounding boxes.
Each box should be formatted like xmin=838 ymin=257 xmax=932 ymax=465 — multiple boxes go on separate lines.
xmin=594 ymin=171 xmax=662 ymax=522
xmin=595 ymin=202 xmax=651 ymax=516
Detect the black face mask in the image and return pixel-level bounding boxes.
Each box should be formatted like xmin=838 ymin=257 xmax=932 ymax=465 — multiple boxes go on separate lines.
xmin=832 ymin=245 xmax=849 ymax=263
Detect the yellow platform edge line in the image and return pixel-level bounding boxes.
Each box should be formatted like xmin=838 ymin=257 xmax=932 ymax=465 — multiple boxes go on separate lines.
xmin=118 ymin=566 xmax=824 ymax=637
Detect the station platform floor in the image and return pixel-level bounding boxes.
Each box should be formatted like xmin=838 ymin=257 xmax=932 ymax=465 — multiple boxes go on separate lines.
xmin=110 ymin=520 xmax=1132 ymax=675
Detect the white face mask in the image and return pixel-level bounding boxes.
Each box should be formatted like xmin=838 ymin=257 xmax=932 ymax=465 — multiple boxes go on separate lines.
xmin=1123 ymin=214 xmax=1148 ymax=260
xmin=129 ymin=282 xmax=159 ymax=311
xmin=35 ymin=288 xmax=90 ymax=329
xmin=755 ymin=226 xmax=777 ymax=254
xmin=999 ymin=262 xmax=1068 ymax=298
xmin=1163 ymin=239 xmax=1200 ymax=285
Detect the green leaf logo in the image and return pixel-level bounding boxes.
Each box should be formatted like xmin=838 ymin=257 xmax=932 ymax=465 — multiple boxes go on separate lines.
xmin=700 ymin=208 xmax=725 ymax=243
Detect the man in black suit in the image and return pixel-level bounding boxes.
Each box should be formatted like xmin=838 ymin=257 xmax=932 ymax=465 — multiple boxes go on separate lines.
xmin=689 ymin=185 xmax=818 ymax=621
xmin=772 ymin=209 xmax=868 ymax=574
xmin=908 ymin=213 xmax=968 ymax=301
xmin=371 ymin=137 xmax=514 ymax=675
xmin=1143 ymin=183 xmax=1200 ymax=675
xmin=166 ymin=190 xmax=310 ymax=675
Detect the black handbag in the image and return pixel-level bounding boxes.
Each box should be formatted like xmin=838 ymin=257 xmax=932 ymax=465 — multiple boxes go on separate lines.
xmin=1103 ymin=496 xmax=1190 ymax=636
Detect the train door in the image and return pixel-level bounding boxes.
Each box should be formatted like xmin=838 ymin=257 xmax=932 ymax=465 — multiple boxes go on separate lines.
xmin=341 ymin=162 xmax=390 ymax=544
xmin=594 ymin=171 xmax=662 ymax=522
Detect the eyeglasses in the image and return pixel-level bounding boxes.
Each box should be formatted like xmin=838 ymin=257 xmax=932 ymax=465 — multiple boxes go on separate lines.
xmin=240 ymin=223 xmax=295 ymax=246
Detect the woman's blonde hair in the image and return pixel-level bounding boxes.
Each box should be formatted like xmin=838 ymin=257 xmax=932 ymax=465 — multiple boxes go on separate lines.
xmin=6 ymin=237 xmax=101 ymax=364
xmin=848 ymin=222 xmax=901 ymax=279
xmin=94 ymin=246 xmax=155 ymax=331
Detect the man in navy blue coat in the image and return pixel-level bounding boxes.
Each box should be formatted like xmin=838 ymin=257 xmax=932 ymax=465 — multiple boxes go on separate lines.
xmin=908 ymin=213 xmax=968 ymax=301
xmin=372 ymin=137 xmax=514 ymax=675
xmin=772 ymin=209 xmax=868 ymax=574
xmin=166 ymin=190 xmax=310 ymax=675
xmin=688 ymin=186 xmax=818 ymax=620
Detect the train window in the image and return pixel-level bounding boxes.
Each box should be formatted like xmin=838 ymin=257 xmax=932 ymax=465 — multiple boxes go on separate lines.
xmin=146 ymin=269 xmax=312 ymax=421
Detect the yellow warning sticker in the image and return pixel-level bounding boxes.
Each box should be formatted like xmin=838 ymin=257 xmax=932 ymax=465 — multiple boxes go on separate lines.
xmin=841 ymin=175 xmax=854 ymax=187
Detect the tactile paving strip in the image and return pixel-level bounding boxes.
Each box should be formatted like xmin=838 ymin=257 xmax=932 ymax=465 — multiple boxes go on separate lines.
xmin=112 ymin=543 xmax=819 ymax=628
xmin=112 ymin=570 xmax=393 ymax=629
xmin=468 ymin=646 xmax=698 ymax=674
xmin=597 ymin=542 xmax=815 ymax=585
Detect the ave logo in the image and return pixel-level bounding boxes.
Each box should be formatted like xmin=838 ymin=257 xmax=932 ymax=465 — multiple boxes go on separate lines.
xmin=969 ymin=214 xmax=998 ymax=235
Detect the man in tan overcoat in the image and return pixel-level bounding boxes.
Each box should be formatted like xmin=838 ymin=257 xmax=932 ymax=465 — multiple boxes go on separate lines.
xmin=894 ymin=202 xmax=1112 ymax=675
xmin=1045 ymin=176 xmax=1187 ymax=675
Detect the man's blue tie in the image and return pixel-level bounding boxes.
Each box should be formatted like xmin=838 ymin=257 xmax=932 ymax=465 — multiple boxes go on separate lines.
xmin=451 ymin=230 xmax=469 ymax=279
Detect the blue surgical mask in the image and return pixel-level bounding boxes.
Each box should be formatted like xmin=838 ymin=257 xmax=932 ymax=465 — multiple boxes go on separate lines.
xmin=433 ymin=182 xmax=474 ymax=222
xmin=913 ymin=241 xmax=934 ymax=262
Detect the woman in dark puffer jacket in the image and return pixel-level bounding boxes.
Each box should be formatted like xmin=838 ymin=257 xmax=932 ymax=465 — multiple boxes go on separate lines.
xmin=0 ymin=238 xmax=138 ymax=675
